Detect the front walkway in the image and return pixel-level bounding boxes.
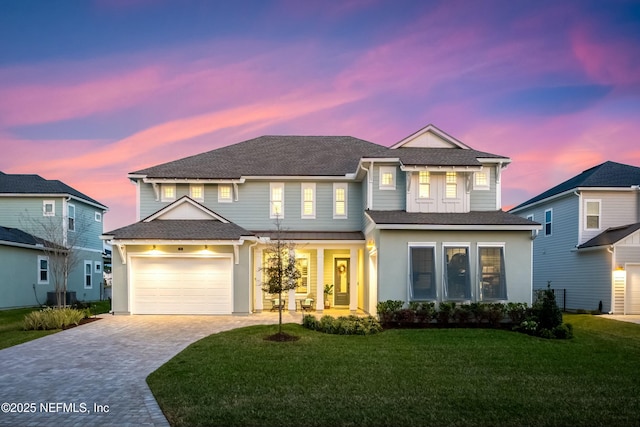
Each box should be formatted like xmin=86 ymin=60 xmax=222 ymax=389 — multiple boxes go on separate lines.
xmin=599 ymin=314 xmax=640 ymax=325
xmin=0 ymin=312 xmax=304 ymax=427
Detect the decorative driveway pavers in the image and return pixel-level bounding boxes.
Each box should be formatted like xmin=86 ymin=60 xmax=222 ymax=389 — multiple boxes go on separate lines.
xmin=0 ymin=312 xmax=301 ymax=427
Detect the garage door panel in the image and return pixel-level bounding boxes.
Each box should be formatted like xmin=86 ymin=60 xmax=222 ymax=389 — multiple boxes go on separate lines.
xmin=131 ymin=257 xmax=232 ymax=314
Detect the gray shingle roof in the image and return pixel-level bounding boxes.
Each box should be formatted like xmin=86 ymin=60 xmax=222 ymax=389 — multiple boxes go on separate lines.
xmin=131 ymin=135 xmax=509 ymax=179
xmin=393 ymin=147 xmax=508 ymax=166
xmin=366 ymin=210 xmax=539 ymax=226
xmin=512 ymin=161 xmax=640 ymax=210
xmin=0 ymin=172 xmax=107 ymax=208
xmin=104 ymin=220 xmax=254 ymax=240
xmin=577 ymin=222 xmax=640 ymax=249
xmin=132 ymin=136 xmax=390 ymax=179
xmin=252 ymin=231 xmax=364 ymax=241
xmin=0 ymin=225 xmax=64 ymax=250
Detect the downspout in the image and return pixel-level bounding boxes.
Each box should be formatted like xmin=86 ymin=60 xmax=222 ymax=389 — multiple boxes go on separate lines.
xmin=574 ymin=190 xmax=582 ymax=244
xmin=359 ymin=161 xmax=373 ymax=210
xmin=248 ymin=239 xmax=259 ymax=313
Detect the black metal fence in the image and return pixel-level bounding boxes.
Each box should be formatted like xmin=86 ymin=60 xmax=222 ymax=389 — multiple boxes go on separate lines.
xmin=532 ymin=288 xmax=566 ymax=312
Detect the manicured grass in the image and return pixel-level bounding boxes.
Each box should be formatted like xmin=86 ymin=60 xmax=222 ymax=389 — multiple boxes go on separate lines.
xmin=147 ymin=314 xmax=640 ymax=427
xmin=0 ymin=307 xmax=56 ymax=350
xmin=0 ymin=300 xmax=111 ymax=350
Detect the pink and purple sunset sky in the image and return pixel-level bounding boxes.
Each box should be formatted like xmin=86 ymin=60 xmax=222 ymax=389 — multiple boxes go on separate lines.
xmin=1 ymin=0 xmax=639 ymax=231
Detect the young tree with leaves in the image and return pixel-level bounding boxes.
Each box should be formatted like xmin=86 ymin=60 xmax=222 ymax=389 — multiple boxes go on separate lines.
xmin=260 ymin=218 xmax=301 ymax=336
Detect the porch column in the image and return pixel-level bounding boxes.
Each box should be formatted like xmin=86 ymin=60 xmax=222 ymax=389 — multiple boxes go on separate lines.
xmin=350 ymin=247 xmax=358 ymax=312
xmin=316 ymin=248 xmax=324 ymax=313
xmin=254 ymin=248 xmax=263 ymax=312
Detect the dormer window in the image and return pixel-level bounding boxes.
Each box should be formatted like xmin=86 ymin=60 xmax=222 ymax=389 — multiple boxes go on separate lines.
xmin=445 ymin=172 xmax=457 ymax=198
xmin=418 ymin=171 xmax=430 ymax=199
xmin=380 ymin=166 xmax=396 ymax=190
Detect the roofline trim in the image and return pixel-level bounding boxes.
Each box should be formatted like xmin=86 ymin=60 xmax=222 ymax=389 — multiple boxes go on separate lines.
xmin=390 ymin=124 xmax=472 ymax=150
xmin=0 ymin=193 xmax=107 ymax=210
xmin=510 ymin=186 xmax=637 ymax=213
xmin=372 ymin=224 xmax=542 ymax=231
xmin=103 ymin=238 xmax=253 ymax=246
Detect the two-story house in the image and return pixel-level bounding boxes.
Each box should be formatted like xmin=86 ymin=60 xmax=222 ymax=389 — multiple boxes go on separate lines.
xmin=510 ymin=161 xmax=640 ymax=314
xmin=0 ymin=172 xmax=108 ymax=308
xmin=103 ymin=125 xmax=539 ymax=315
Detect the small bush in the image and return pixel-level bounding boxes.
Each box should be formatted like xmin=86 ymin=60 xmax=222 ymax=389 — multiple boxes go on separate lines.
xmin=437 ymin=302 xmax=456 ymax=324
xmin=506 ymin=303 xmax=528 ymax=324
xmin=413 ymin=301 xmax=436 ymax=324
xmin=533 ymin=285 xmax=563 ymax=330
xmin=23 ymin=307 xmax=86 ymax=330
xmin=302 ymin=315 xmax=382 ymax=335
xmin=552 ymin=323 xmax=574 ymax=339
xmin=486 ymin=303 xmax=506 ymax=327
xmin=453 ymin=304 xmax=472 ymax=324
xmin=377 ymin=300 xmax=404 ymax=323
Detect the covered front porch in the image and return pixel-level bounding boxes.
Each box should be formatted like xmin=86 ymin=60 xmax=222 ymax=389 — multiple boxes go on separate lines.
xmin=251 ymin=235 xmax=367 ymax=314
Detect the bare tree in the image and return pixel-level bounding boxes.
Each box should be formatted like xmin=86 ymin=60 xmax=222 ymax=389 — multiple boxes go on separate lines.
xmin=260 ymin=217 xmax=301 ymax=336
xmin=21 ymin=209 xmax=92 ymax=308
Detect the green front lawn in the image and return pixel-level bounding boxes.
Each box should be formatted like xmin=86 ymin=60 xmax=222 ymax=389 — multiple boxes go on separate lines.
xmin=0 ymin=300 xmax=111 ymax=350
xmin=147 ymin=315 xmax=640 ymax=427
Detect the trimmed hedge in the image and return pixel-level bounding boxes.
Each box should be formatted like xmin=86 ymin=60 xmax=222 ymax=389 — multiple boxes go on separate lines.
xmin=302 ymin=314 xmax=382 ymax=335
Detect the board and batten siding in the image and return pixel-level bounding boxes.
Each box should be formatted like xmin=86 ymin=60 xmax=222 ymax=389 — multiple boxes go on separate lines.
xmin=375 ymin=229 xmax=533 ymax=305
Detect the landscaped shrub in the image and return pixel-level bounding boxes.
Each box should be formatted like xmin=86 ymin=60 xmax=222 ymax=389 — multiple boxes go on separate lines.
xmin=532 ymin=285 xmax=563 ymax=330
xmin=411 ymin=301 xmax=436 ymax=324
xmin=486 ymin=303 xmax=506 ymax=327
xmin=23 ymin=307 xmax=88 ymax=330
xmin=302 ymin=314 xmax=382 ymax=335
xmin=453 ymin=304 xmax=472 ymax=324
xmin=376 ymin=300 xmax=404 ymax=323
xmin=506 ymin=302 xmax=528 ymax=324
xmin=437 ymin=302 xmax=456 ymax=324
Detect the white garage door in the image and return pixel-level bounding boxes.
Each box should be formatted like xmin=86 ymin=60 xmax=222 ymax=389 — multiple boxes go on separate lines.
xmin=131 ymin=257 xmax=232 ymax=314
xmin=627 ymin=265 xmax=640 ymax=315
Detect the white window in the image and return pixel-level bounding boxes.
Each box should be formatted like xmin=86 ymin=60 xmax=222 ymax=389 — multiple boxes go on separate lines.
xmin=161 ymin=184 xmax=176 ymax=202
xmin=544 ymin=209 xmax=552 ymax=236
xmin=94 ymin=261 xmax=102 ymax=273
xmin=190 ymin=184 xmax=204 ymax=202
xmin=95 ymin=212 xmax=102 ymax=222
xmin=270 ymin=183 xmax=284 ymax=218
xmin=409 ymin=245 xmax=436 ymax=300
xmin=479 ymin=246 xmax=507 ymax=300
xmin=333 ymin=183 xmax=348 ymax=218
xmin=296 ymin=255 xmax=310 ymax=294
xmin=445 ymin=172 xmax=457 ymax=198
xmin=379 ymin=166 xmax=396 ymax=190
xmin=444 ymin=246 xmax=471 ymax=300
xmin=301 ymin=183 xmax=316 ymax=219
xmin=585 ymin=200 xmax=601 ymax=230
xmin=474 ymin=171 xmax=489 ymax=190
xmin=218 ymin=184 xmax=232 ymax=203
xmin=38 ymin=256 xmax=49 ymax=285
xmin=43 ymin=200 xmax=55 ymax=217
xmin=418 ymin=171 xmax=430 ymax=199
xmin=68 ymin=204 xmax=75 ymax=232
xmin=526 ymin=214 xmax=534 ymax=221
xmin=84 ymin=261 xmax=92 ymax=289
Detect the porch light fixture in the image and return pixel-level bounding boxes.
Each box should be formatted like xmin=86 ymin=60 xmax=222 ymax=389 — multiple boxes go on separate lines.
xmin=616 ymin=265 xmax=625 ymax=271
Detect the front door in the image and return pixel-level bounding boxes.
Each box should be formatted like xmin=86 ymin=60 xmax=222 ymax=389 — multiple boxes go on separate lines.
xmin=334 ymin=258 xmax=350 ymax=306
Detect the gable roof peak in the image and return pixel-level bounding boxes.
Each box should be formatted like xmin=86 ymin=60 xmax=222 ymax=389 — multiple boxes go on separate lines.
xmin=390 ymin=124 xmax=471 ymax=150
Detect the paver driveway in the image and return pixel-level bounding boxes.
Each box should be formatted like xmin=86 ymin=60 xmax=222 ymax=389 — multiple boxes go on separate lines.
xmin=0 ymin=312 xmax=298 ymax=427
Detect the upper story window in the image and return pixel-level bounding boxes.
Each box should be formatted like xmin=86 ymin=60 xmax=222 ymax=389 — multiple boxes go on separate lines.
xmin=544 ymin=209 xmax=552 ymax=236
xmin=585 ymin=200 xmax=601 ymax=230
xmin=445 ymin=172 xmax=457 ymax=198
xmin=95 ymin=212 xmax=102 ymax=222
xmin=474 ymin=171 xmax=489 ymax=190
xmin=418 ymin=171 xmax=430 ymax=199
xmin=43 ymin=200 xmax=55 ymax=217
xmin=334 ymin=183 xmax=348 ymax=218
xmin=270 ymin=183 xmax=284 ymax=218
xmin=218 ymin=184 xmax=232 ymax=203
xmin=68 ymin=204 xmax=75 ymax=232
xmin=161 ymin=184 xmax=176 ymax=202
xmin=190 ymin=184 xmax=204 ymax=202
xmin=379 ymin=166 xmax=396 ymax=190
xmin=38 ymin=256 xmax=49 ymax=285
xmin=301 ymin=183 xmax=315 ymax=219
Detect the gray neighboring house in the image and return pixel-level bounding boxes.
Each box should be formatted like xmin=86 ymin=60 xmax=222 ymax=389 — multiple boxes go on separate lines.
xmin=0 ymin=172 xmax=108 ymax=308
xmin=103 ymin=125 xmax=540 ymax=316
xmin=510 ymin=161 xmax=640 ymax=314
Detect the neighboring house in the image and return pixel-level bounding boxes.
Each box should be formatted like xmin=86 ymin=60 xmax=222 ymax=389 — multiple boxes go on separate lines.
xmin=0 ymin=172 xmax=108 ymax=308
xmin=102 ymin=124 xmax=539 ymax=315
xmin=510 ymin=161 xmax=640 ymax=314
